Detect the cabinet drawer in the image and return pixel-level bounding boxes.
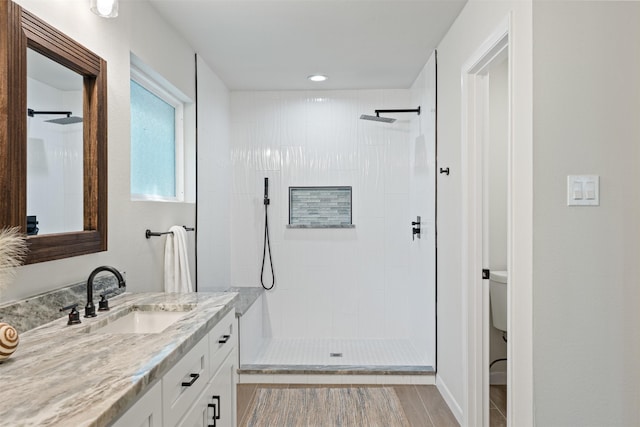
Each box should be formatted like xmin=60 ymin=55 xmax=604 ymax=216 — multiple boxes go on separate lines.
xmin=111 ymin=381 xmax=162 ymax=427
xmin=208 ymin=309 xmax=236 ymax=374
xmin=177 ymin=349 xmax=237 ymax=427
xmin=163 ymin=336 xmax=210 ymax=427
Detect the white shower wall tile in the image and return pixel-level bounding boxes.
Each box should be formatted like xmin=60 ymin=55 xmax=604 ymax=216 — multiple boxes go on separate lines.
xmin=251 ymin=338 xmax=427 ymax=367
xmin=230 ymin=151 xmax=256 ymax=195
xmin=384 ymin=137 xmax=410 ymax=194
xmin=281 ymin=289 xmax=309 ymax=337
xmin=384 ymin=285 xmax=411 ymax=338
xmin=358 ymin=146 xmax=386 ymax=215
xmin=331 ymin=312 xmax=358 ymax=339
xmin=305 ymin=289 xmax=333 ymax=337
xmin=231 ymin=89 xmax=434 ymax=354
xmin=383 ymin=193 xmax=411 ymax=268
xmin=357 ymin=290 xmax=386 ymax=339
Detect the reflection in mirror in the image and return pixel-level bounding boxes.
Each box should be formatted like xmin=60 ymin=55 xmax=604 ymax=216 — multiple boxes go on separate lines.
xmin=27 ymin=49 xmax=84 ymax=235
xmin=0 ymin=1 xmax=108 ymax=264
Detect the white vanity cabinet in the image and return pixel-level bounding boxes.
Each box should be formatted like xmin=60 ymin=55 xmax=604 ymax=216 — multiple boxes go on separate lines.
xmin=178 ymin=349 xmax=237 ymax=427
xmin=163 ymin=335 xmax=212 ymax=426
xmin=179 ymin=310 xmax=238 ymax=427
xmin=111 ymin=381 xmax=162 ymax=427
xmin=111 ymin=309 xmax=237 ymax=427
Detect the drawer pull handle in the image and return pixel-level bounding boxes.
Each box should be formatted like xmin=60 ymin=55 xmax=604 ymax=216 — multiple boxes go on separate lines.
xmin=212 ymin=395 xmax=221 ymax=419
xmin=207 ymin=403 xmax=217 ymax=427
xmin=218 ymin=334 xmax=231 ymax=344
xmin=181 ymin=373 xmax=200 ymax=387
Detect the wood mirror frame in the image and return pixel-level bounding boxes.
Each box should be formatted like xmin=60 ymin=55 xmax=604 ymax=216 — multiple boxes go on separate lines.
xmin=0 ymin=1 xmax=107 ymax=264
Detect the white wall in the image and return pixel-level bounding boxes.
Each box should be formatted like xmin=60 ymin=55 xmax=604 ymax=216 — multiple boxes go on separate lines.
xmin=532 ymin=2 xmax=640 ymax=425
xmin=436 ymin=0 xmax=533 ymax=422
xmin=196 ymin=56 xmax=231 ymax=290
xmin=3 ymin=0 xmax=200 ymax=302
xmin=229 ymin=89 xmax=435 ymax=364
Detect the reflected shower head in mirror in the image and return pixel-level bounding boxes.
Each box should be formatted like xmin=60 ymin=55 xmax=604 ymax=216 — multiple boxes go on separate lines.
xmin=28 ymin=109 xmax=83 ymax=125
xmin=360 ymin=114 xmax=396 ymax=123
xmin=45 ymin=116 xmax=83 ymax=125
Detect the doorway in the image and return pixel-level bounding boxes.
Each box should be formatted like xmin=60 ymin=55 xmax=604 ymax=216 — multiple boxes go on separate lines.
xmin=460 ymin=17 xmax=511 ymax=427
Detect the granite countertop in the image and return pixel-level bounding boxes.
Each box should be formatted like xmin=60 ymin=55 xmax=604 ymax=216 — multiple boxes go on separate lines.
xmin=213 ymin=286 xmax=263 ymax=316
xmin=0 ymin=291 xmax=238 ymax=427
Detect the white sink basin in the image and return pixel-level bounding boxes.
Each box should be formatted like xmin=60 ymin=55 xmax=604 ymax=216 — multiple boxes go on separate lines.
xmin=94 ymin=311 xmax=187 ymax=334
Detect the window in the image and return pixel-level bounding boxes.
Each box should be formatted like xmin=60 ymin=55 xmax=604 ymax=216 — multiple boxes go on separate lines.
xmin=130 ymin=62 xmax=184 ymax=201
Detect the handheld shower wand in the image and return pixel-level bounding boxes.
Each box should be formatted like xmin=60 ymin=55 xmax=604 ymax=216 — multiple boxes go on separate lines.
xmin=261 ymin=177 xmax=275 ymax=290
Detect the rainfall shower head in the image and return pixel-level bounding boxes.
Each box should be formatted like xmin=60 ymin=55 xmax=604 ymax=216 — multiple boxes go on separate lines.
xmin=360 ymin=106 xmax=421 ymax=123
xmin=45 ymin=116 xmax=83 ymax=125
xmin=360 ymin=114 xmax=396 ymax=123
xmin=27 ymin=108 xmax=83 ymax=125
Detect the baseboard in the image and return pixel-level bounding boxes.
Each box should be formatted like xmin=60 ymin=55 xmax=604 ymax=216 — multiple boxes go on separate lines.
xmin=490 ymin=370 xmax=507 ymax=385
xmin=436 ymin=374 xmax=463 ymax=425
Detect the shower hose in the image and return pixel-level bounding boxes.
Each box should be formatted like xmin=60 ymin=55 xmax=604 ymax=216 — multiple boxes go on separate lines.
xmin=261 ymin=198 xmax=275 ymax=290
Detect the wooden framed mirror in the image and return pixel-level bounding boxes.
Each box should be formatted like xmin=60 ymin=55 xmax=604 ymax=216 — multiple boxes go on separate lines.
xmin=0 ymin=1 xmax=107 ymax=264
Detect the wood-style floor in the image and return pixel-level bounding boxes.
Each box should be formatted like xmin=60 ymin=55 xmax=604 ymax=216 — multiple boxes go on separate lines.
xmin=489 ymin=385 xmax=507 ymax=427
xmin=237 ymin=384 xmax=459 ymax=427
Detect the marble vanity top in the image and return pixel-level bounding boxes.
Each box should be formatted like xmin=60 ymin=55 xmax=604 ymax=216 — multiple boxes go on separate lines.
xmin=0 ymin=291 xmax=238 ymax=427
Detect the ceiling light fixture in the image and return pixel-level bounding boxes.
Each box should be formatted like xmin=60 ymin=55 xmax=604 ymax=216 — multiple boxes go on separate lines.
xmin=308 ymin=74 xmax=328 ymax=82
xmin=91 ymin=0 xmax=118 ymax=18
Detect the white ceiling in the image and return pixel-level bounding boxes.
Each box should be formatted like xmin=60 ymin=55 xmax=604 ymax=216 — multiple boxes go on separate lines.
xmin=148 ymin=0 xmax=467 ymax=91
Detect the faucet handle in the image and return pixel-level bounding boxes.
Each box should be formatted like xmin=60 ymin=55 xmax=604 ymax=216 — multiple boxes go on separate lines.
xmin=98 ymin=288 xmax=120 ymax=311
xmin=98 ymin=294 xmax=110 ymax=311
xmin=60 ymin=303 xmax=81 ymax=325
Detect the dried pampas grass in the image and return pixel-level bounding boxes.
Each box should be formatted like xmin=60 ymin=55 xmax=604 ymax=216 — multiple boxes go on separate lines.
xmin=0 ymin=227 xmax=27 ymax=294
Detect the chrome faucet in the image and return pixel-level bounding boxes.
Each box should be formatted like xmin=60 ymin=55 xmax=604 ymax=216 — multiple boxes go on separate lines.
xmin=85 ymin=266 xmax=126 ymax=318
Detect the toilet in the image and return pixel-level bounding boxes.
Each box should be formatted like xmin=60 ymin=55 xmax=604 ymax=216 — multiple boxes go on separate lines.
xmin=489 ymin=270 xmax=508 ymax=332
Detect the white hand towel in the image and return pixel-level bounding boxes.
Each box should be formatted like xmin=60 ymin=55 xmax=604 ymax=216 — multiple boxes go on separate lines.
xmin=164 ymin=225 xmax=194 ymax=293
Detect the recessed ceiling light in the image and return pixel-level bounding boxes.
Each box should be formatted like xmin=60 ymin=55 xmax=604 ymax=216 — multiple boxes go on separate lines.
xmin=308 ymin=74 xmax=328 ymax=82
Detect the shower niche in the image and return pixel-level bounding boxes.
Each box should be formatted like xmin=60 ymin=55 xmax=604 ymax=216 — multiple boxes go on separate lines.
xmin=287 ymin=186 xmax=354 ymax=228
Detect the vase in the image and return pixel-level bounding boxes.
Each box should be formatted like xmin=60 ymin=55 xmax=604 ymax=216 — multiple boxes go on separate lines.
xmin=0 ymin=322 xmax=19 ymax=361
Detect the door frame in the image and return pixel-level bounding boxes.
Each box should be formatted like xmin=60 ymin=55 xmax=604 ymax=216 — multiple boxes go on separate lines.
xmin=460 ymin=16 xmax=511 ymax=427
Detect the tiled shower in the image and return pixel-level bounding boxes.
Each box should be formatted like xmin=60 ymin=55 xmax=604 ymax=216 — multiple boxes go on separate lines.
xmin=229 ymin=54 xmax=436 ymax=370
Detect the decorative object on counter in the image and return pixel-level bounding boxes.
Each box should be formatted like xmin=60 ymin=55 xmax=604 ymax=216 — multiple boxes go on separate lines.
xmin=0 ymin=227 xmax=27 ymax=296
xmin=164 ymin=226 xmax=194 ymax=293
xmin=0 ymin=227 xmax=26 ymax=360
xmin=0 ymin=322 xmax=19 ymax=361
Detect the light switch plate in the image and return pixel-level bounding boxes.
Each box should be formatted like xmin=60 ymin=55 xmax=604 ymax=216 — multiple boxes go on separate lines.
xmin=567 ymin=175 xmax=599 ymax=206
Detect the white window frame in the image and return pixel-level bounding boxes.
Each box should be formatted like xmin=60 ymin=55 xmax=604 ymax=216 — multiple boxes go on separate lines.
xmin=130 ymin=64 xmax=185 ymax=202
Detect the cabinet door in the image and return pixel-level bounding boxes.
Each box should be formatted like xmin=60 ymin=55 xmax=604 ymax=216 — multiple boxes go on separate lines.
xmin=178 ymin=349 xmax=237 ymax=427
xmin=111 ymin=381 xmax=162 ymax=427
xmin=163 ymin=336 xmax=210 ymax=427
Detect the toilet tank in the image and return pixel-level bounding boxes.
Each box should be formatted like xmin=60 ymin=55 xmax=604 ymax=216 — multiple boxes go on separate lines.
xmin=489 ymin=270 xmax=508 ymax=332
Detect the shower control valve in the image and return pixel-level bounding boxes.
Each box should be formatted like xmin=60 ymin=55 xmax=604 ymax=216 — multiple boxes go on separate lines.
xmin=412 ymin=216 xmax=421 ymax=240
